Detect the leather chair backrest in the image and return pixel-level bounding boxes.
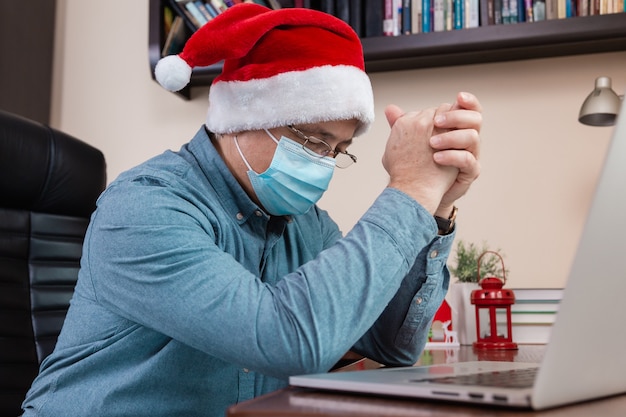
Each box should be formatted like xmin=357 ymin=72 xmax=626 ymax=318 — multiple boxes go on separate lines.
xmin=0 ymin=110 xmax=106 ymax=416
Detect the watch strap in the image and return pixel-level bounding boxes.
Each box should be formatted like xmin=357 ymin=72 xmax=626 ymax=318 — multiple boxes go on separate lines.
xmin=434 ymin=206 xmax=458 ymax=235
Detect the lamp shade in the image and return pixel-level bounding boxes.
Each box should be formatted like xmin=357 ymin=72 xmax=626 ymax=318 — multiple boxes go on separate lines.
xmin=578 ymin=76 xmax=622 ymax=126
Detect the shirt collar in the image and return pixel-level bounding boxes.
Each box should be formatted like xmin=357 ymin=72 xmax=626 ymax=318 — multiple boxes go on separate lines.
xmin=187 ymin=126 xmax=268 ymax=224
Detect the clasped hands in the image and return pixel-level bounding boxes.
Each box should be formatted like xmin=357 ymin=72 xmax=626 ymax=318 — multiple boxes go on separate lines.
xmin=382 ymin=92 xmax=482 ymax=218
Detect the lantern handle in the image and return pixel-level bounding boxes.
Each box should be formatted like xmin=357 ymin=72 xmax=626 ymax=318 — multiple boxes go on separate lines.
xmin=476 ymin=250 xmax=506 ymax=284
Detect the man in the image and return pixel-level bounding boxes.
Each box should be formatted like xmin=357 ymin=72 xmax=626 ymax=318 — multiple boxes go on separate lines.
xmin=22 ymin=4 xmax=481 ymax=417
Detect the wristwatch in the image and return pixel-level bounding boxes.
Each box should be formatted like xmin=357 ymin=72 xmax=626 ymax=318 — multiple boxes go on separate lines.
xmin=434 ymin=206 xmax=458 ymax=235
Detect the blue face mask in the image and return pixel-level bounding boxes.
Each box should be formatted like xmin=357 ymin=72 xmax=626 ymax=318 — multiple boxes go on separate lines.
xmin=234 ymin=129 xmax=336 ymax=216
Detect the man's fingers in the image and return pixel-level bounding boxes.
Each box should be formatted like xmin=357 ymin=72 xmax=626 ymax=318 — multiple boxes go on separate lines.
xmin=430 ymin=128 xmax=481 ymax=159
xmin=434 ymin=109 xmax=483 ymax=131
xmin=433 ymin=149 xmax=480 ymax=180
xmin=455 ymin=92 xmax=482 ymax=112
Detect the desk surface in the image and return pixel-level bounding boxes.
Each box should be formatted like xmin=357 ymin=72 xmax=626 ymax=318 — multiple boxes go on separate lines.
xmin=227 ymin=345 xmax=626 ymax=417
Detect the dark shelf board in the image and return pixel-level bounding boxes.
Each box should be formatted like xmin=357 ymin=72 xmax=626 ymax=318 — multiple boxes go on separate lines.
xmin=361 ymin=13 xmax=626 ymax=72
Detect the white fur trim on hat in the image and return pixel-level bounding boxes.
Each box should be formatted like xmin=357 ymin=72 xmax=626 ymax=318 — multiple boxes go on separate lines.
xmin=205 ymin=65 xmax=374 ymax=136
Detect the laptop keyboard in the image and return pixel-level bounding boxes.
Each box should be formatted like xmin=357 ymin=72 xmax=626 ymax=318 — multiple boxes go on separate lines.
xmin=419 ymin=367 xmax=539 ymax=389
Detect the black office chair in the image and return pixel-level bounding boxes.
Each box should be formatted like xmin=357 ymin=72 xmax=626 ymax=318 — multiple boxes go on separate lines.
xmin=0 ymin=110 xmax=106 ymax=416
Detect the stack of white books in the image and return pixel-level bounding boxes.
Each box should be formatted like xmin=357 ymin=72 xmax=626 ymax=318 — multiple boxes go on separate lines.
xmin=506 ymin=288 xmax=564 ymax=344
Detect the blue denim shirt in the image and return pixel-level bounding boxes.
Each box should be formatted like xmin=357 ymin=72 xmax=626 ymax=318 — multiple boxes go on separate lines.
xmin=22 ymin=127 xmax=454 ymax=417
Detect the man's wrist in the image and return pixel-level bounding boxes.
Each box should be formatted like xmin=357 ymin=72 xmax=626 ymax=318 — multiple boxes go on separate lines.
xmin=386 ymin=183 xmax=440 ymax=214
xmin=434 ymin=206 xmax=457 ymax=235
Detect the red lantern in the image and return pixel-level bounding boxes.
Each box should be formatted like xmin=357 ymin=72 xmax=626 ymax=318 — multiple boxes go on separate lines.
xmin=470 ymin=251 xmax=518 ymax=350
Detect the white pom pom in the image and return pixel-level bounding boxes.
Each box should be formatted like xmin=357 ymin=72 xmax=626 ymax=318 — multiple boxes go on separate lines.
xmin=155 ymin=55 xmax=192 ymax=92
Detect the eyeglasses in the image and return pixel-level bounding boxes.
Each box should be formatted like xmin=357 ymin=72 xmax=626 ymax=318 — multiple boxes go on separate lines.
xmin=287 ymin=125 xmax=357 ymax=169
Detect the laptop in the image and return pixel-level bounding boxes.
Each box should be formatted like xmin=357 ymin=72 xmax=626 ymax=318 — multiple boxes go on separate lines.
xmin=290 ymin=103 xmax=626 ymax=410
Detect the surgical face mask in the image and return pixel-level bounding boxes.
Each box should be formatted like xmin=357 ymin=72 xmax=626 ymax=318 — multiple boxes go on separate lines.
xmin=234 ymin=129 xmax=336 ymax=216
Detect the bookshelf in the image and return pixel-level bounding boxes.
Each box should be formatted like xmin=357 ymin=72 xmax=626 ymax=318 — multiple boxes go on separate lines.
xmin=148 ymin=1 xmax=626 ymax=100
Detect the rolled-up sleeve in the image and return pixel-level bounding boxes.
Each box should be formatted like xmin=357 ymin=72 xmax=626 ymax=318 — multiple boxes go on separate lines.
xmin=352 ymin=229 xmax=454 ymax=366
xmin=317 ymin=185 xmax=456 ymax=367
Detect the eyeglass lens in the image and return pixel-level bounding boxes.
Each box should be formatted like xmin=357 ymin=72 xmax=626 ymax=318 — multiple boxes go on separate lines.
xmin=288 ymin=127 xmax=355 ymax=168
xmin=302 ymin=140 xmax=354 ymax=168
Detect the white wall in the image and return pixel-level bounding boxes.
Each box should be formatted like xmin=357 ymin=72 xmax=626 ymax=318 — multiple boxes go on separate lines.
xmin=52 ymin=0 xmax=626 ymax=288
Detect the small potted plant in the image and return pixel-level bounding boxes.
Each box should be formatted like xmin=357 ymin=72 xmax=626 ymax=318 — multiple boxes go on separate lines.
xmin=450 ymin=240 xmax=508 ymax=283
xmin=447 ymin=240 xmax=508 ymax=345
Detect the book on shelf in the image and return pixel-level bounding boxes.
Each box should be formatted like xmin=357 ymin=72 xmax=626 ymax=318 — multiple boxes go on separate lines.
xmin=557 ymin=0 xmax=566 ymax=17
xmin=364 ymin=0 xmax=385 ymax=37
xmin=383 ymin=0 xmax=395 ymax=35
xmin=209 ymin=0 xmax=229 ymax=12
xmin=291 ymin=0 xmax=313 ymax=7
xmin=496 ymin=310 xmax=558 ymax=325
xmin=480 ymin=0 xmax=495 ymax=24
xmin=266 ymin=0 xmax=283 ymax=8
xmin=411 ymin=0 xmax=422 ymax=33
xmin=161 ymin=15 xmax=188 ymax=56
xmin=545 ymin=0 xmax=558 ymax=18
xmin=453 ymin=0 xmax=464 ymax=29
xmin=349 ymin=0 xmax=363 ymax=36
xmin=335 ymin=0 xmax=350 ymax=24
xmin=510 ymin=0 xmax=520 ymax=22
xmin=245 ymin=0 xmax=286 ymax=10
xmin=524 ymin=0 xmax=533 ymax=20
xmin=200 ymin=1 xmax=220 ymax=17
xmin=466 ymin=0 xmax=480 ymax=26
xmin=494 ymin=0 xmax=503 ymax=22
xmin=319 ymin=0 xmax=334 ymax=14
xmin=433 ymin=0 xmax=444 ymax=31
xmin=170 ymin=0 xmax=203 ymax=31
xmin=390 ymin=0 xmax=402 ymax=35
xmin=512 ymin=323 xmax=553 ymax=344
xmin=186 ymin=1 xmax=209 ymax=27
xmin=512 ymin=311 xmax=557 ymax=324
xmin=501 ymin=0 xmax=510 ymax=22
xmin=422 ymin=0 xmax=432 ymax=32
xmin=163 ymin=5 xmax=175 ymax=34
xmin=402 ymin=0 xmax=412 ymax=34
xmin=192 ymin=1 xmax=210 ymax=20
xmin=513 ymin=288 xmax=564 ymax=301
xmin=510 ymin=301 xmax=559 ymax=313
xmin=508 ymin=287 xmax=563 ymax=344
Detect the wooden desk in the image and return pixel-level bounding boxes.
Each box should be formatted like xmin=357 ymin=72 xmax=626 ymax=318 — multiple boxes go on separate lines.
xmin=227 ymin=345 xmax=626 ymax=417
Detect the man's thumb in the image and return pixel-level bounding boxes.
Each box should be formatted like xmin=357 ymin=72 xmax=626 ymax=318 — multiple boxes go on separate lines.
xmin=384 ymin=104 xmax=404 ymax=128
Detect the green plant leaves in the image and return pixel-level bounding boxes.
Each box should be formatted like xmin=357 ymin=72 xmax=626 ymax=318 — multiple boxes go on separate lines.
xmin=449 ymin=240 xmax=508 ymax=283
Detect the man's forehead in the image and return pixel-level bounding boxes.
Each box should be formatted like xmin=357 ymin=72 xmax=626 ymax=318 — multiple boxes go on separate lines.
xmin=295 ymin=120 xmax=358 ymax=140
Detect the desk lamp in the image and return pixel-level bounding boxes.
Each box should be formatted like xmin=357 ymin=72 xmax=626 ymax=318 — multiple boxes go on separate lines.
xmin=578 ymin=76 xmax=623 ymax=126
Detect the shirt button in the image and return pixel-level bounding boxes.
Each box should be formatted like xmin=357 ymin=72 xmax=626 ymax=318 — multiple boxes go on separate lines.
xmin=416 ymin=297 xmax=423 ymax=304
xmin=243 ymin=368 xmax=249 ymax=373
xmin=236 ymin=212 xmax=244 ymax=220
xmin=254 ymin=210 xmax=263 ymax=217
xmin=430 ymin=250 xmax=438 ymax=258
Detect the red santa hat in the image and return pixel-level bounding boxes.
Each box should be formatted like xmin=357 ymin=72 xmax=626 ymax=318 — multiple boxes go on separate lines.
xmin=155 ymin=3 xmax=374 ymax=136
